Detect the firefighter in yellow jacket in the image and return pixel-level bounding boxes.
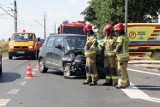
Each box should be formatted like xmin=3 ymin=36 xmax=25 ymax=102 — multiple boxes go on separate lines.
xmin=114 ymin=23 xmax=130 ymax=89
xmin=83 ymin=24 xmax=98 ymax=86
xmin=101 ymin=24 xmax=118 ymax=86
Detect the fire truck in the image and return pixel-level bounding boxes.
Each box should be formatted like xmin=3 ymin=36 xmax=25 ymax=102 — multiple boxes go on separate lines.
xmin=127 ymin=23 xmax=160 ymax=57
xmin=58 ymin=21 xmax=85 ymax=35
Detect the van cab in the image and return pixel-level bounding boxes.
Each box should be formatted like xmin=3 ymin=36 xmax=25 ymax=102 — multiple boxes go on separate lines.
xmin=8 ymin=32 xmax=42 ymax=59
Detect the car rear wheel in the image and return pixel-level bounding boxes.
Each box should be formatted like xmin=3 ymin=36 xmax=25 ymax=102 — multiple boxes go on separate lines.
xmin=9 ymin=56 xmax=12 ymax=60
xmin=39 ymin=58 xmax=48 ymax=73
xmin=63 ymin=63 xmax=73 ymax=79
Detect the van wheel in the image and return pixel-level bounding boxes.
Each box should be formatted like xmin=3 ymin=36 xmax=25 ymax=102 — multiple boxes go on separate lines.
xmin=0 ymin=66 xmax=2 ymax=75
xmin=32 ymin=53 xmax=36 ymax=60
xmin=151 ymin=50 xmax=160 ymax=59
xmin=0 ymin=58 xmax=2 ymax=75
xmin=9 ymin=56 xmax=12 ymax=60
xmin=39 ymin=58 xmax=48 ymax=73
xmin=63 ymin=63 xmax=73 ymax=79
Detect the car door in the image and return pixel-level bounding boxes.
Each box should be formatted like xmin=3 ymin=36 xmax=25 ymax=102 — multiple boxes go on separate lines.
xmin=52 ymin=36 xmax=64 ymax=71
xmin=45 ymin=36 xmax=55 ymax=68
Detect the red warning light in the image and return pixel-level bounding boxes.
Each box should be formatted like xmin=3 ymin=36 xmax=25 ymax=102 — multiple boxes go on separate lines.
xmin=23 ymin=29 xmax=26 ymax=32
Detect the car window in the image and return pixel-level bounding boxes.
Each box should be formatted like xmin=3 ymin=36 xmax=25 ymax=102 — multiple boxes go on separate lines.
xmin=66 ymin=36 xmax=86 ymax=49
xmin=54 ymin=37 xmax=63 ymax=48
xmin=46 ymin=36 xmax=55 ymax=47
xmin=63 ymin=38 xmax=68 ymax=49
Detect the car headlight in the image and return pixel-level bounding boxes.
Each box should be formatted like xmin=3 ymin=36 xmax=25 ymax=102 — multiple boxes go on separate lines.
xmin=28 ymin=46 xmax=33 ymax=49
xmin=9 ymin=45 xmax=14 ymax=48
xmin=70 ymin=54 xmax=75 ymax=60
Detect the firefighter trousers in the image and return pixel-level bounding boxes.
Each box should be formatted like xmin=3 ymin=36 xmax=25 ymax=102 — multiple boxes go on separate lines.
xmin=104 ymin=56 xmax=118 ymax=84
xmin=85 ymin=56 xmax=98 ymax=82
xmin=117 ymin=61 xmax=130 ymax=87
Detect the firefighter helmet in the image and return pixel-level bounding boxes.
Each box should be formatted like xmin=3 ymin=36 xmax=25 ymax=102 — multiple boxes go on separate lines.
xmin=103 ymin=24 xmax=113 ymax=33
xmin=115 ymin=23 xmax=125 ymax=30
xmin=84 ymin=24 xmax=92 ymax=31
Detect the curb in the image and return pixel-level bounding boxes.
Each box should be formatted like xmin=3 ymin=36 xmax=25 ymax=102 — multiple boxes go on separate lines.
xmin=128 ymin=60 xmax=160 ymax=64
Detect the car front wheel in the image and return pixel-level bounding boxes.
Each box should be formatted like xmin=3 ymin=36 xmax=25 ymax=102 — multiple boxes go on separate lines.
xmin=39 ymin=58 xmax=48 ymax=73
xmin=63 ymin=63 xmax=73 ymax=79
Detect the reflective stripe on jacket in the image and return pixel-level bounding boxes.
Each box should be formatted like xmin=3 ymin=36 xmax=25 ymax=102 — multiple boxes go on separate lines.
xmin=84 ymin=35 xmax=97 ymax=57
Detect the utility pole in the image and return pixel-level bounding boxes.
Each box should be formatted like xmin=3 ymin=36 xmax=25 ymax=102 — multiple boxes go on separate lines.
xmin=14 ymin=0 xmax=18 ymax=32
xmin=43 ymin=12 xmax=47 ymax=38
xmin=54 ymin=22 xmax=56 ymax=33
xmin=125 ymin=0 xmax=128 ymax=35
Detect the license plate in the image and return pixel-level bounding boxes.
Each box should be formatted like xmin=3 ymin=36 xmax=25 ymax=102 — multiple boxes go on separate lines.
xmin=17 ymin=51 xmax=25 ymax=54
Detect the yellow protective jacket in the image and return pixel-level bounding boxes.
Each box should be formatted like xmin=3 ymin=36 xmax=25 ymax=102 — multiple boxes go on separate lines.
xmin=115 ymin=35 xmax=130 ymax=61
xmin=84 ymin=35 xmax=97 ymax=57
xmin=101 ymin=36 xmax=117 ymax=57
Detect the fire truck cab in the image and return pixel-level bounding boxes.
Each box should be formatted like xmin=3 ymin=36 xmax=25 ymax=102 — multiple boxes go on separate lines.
xmin=58 ymin=21 xmax=85 ymax=35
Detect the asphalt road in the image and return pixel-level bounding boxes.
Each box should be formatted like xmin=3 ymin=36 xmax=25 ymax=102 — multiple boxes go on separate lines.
xmin=0 ymin=57 xmax=160 ymax=107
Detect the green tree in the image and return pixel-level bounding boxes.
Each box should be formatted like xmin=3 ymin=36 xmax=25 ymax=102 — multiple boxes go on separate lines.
xmin=81 ymin=0 xmax=160 ymax=38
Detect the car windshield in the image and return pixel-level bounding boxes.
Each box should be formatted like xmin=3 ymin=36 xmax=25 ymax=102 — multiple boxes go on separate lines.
xmin=66 ymin=36 xmax=86 ymax=49
xmin=11 ymin=33 xmax=35 ymax=41
xmin=63 ymin=26 xmax=85 ymax=35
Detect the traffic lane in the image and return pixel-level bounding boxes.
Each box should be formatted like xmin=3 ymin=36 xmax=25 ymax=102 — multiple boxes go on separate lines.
xmin=6 ymin=69 xmax=160 ymax=107
xmin=0 ymin=57 xmax=38 ymax=97
xmin=127 ymin=65 xmax=160 ymax=99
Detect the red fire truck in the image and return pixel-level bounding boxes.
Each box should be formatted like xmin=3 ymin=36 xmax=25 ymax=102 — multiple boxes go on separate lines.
xmin=58 ymin=21 xmax=85 ymax=35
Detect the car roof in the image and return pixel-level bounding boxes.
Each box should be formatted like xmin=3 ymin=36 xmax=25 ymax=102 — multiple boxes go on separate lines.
xmin=48 ymin=34 xmax=86 ymax=37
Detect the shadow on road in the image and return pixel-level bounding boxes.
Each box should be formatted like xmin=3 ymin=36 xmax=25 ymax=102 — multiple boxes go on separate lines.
xmin=0 ymin=72 xmax=21 ymax=83
xmin=10 ymin=56 xmax=37 ymax=60
xmin=134 ymin=85 xmax=160 ymax=91
xmin=46 ymin=70 xmax=105 ymax=79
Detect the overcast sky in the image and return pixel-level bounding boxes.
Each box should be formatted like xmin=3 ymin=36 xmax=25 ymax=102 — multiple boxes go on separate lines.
xmin=0 ymin=0 xmax=89 ymax=40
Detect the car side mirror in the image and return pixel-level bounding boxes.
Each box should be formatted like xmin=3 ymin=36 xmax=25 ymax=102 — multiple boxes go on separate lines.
xmin=36 ymin=38 xmax=40 ymax=41
xmin=55 ymin=44 xmax=63 ymax=50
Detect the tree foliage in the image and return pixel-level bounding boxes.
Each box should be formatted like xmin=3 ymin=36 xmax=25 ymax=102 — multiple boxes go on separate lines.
xmin=81 ymin=0 xmax=160 ymax=38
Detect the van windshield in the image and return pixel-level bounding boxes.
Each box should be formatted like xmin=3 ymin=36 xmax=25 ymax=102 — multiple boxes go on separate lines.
xmin=66 ymin=36 xmax=86 ymax=49
xmin=11 ymin=33 xmax=35 ymax=41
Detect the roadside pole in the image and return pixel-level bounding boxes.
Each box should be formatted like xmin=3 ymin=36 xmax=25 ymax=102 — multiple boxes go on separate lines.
xmin=125 ymin=0 xmax=128 ymax=35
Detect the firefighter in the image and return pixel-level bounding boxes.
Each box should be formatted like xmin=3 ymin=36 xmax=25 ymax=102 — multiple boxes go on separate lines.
xmin=114 ymin=22 xmax=130 ymax=89
xmin=101 ymin=24 xmax=118 ymax=86
xmin=83 ymin=24 xmax=98 ymax=86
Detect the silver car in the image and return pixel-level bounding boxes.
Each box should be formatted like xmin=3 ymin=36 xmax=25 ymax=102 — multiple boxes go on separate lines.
xmin=38 ymin=34 xmax=87 ymax=78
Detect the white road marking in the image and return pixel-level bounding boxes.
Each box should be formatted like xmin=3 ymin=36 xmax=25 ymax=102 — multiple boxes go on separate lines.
xmin=7 ymin=89 xmax=20 ymax=94
xmin=0 ymin=99 xmax=10 ymax=106
xmin=2 ymin=57 xmax=8 ymax=60
xmin=122 ymin=83 xmax=160 ymax=103
xmin=17 ymin=81 xmax=27 ymax=86
xmin=32 ymin=71 xmax=36 ymax=75
xmin=33 ymin=68 xmax=38 ymax=71
xmin=127 ymin=68 xmax=160 ymax=76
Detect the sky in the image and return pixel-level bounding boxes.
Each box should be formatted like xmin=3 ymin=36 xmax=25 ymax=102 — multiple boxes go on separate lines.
xmin=0 ymin=0 xmax=90 ymax=40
